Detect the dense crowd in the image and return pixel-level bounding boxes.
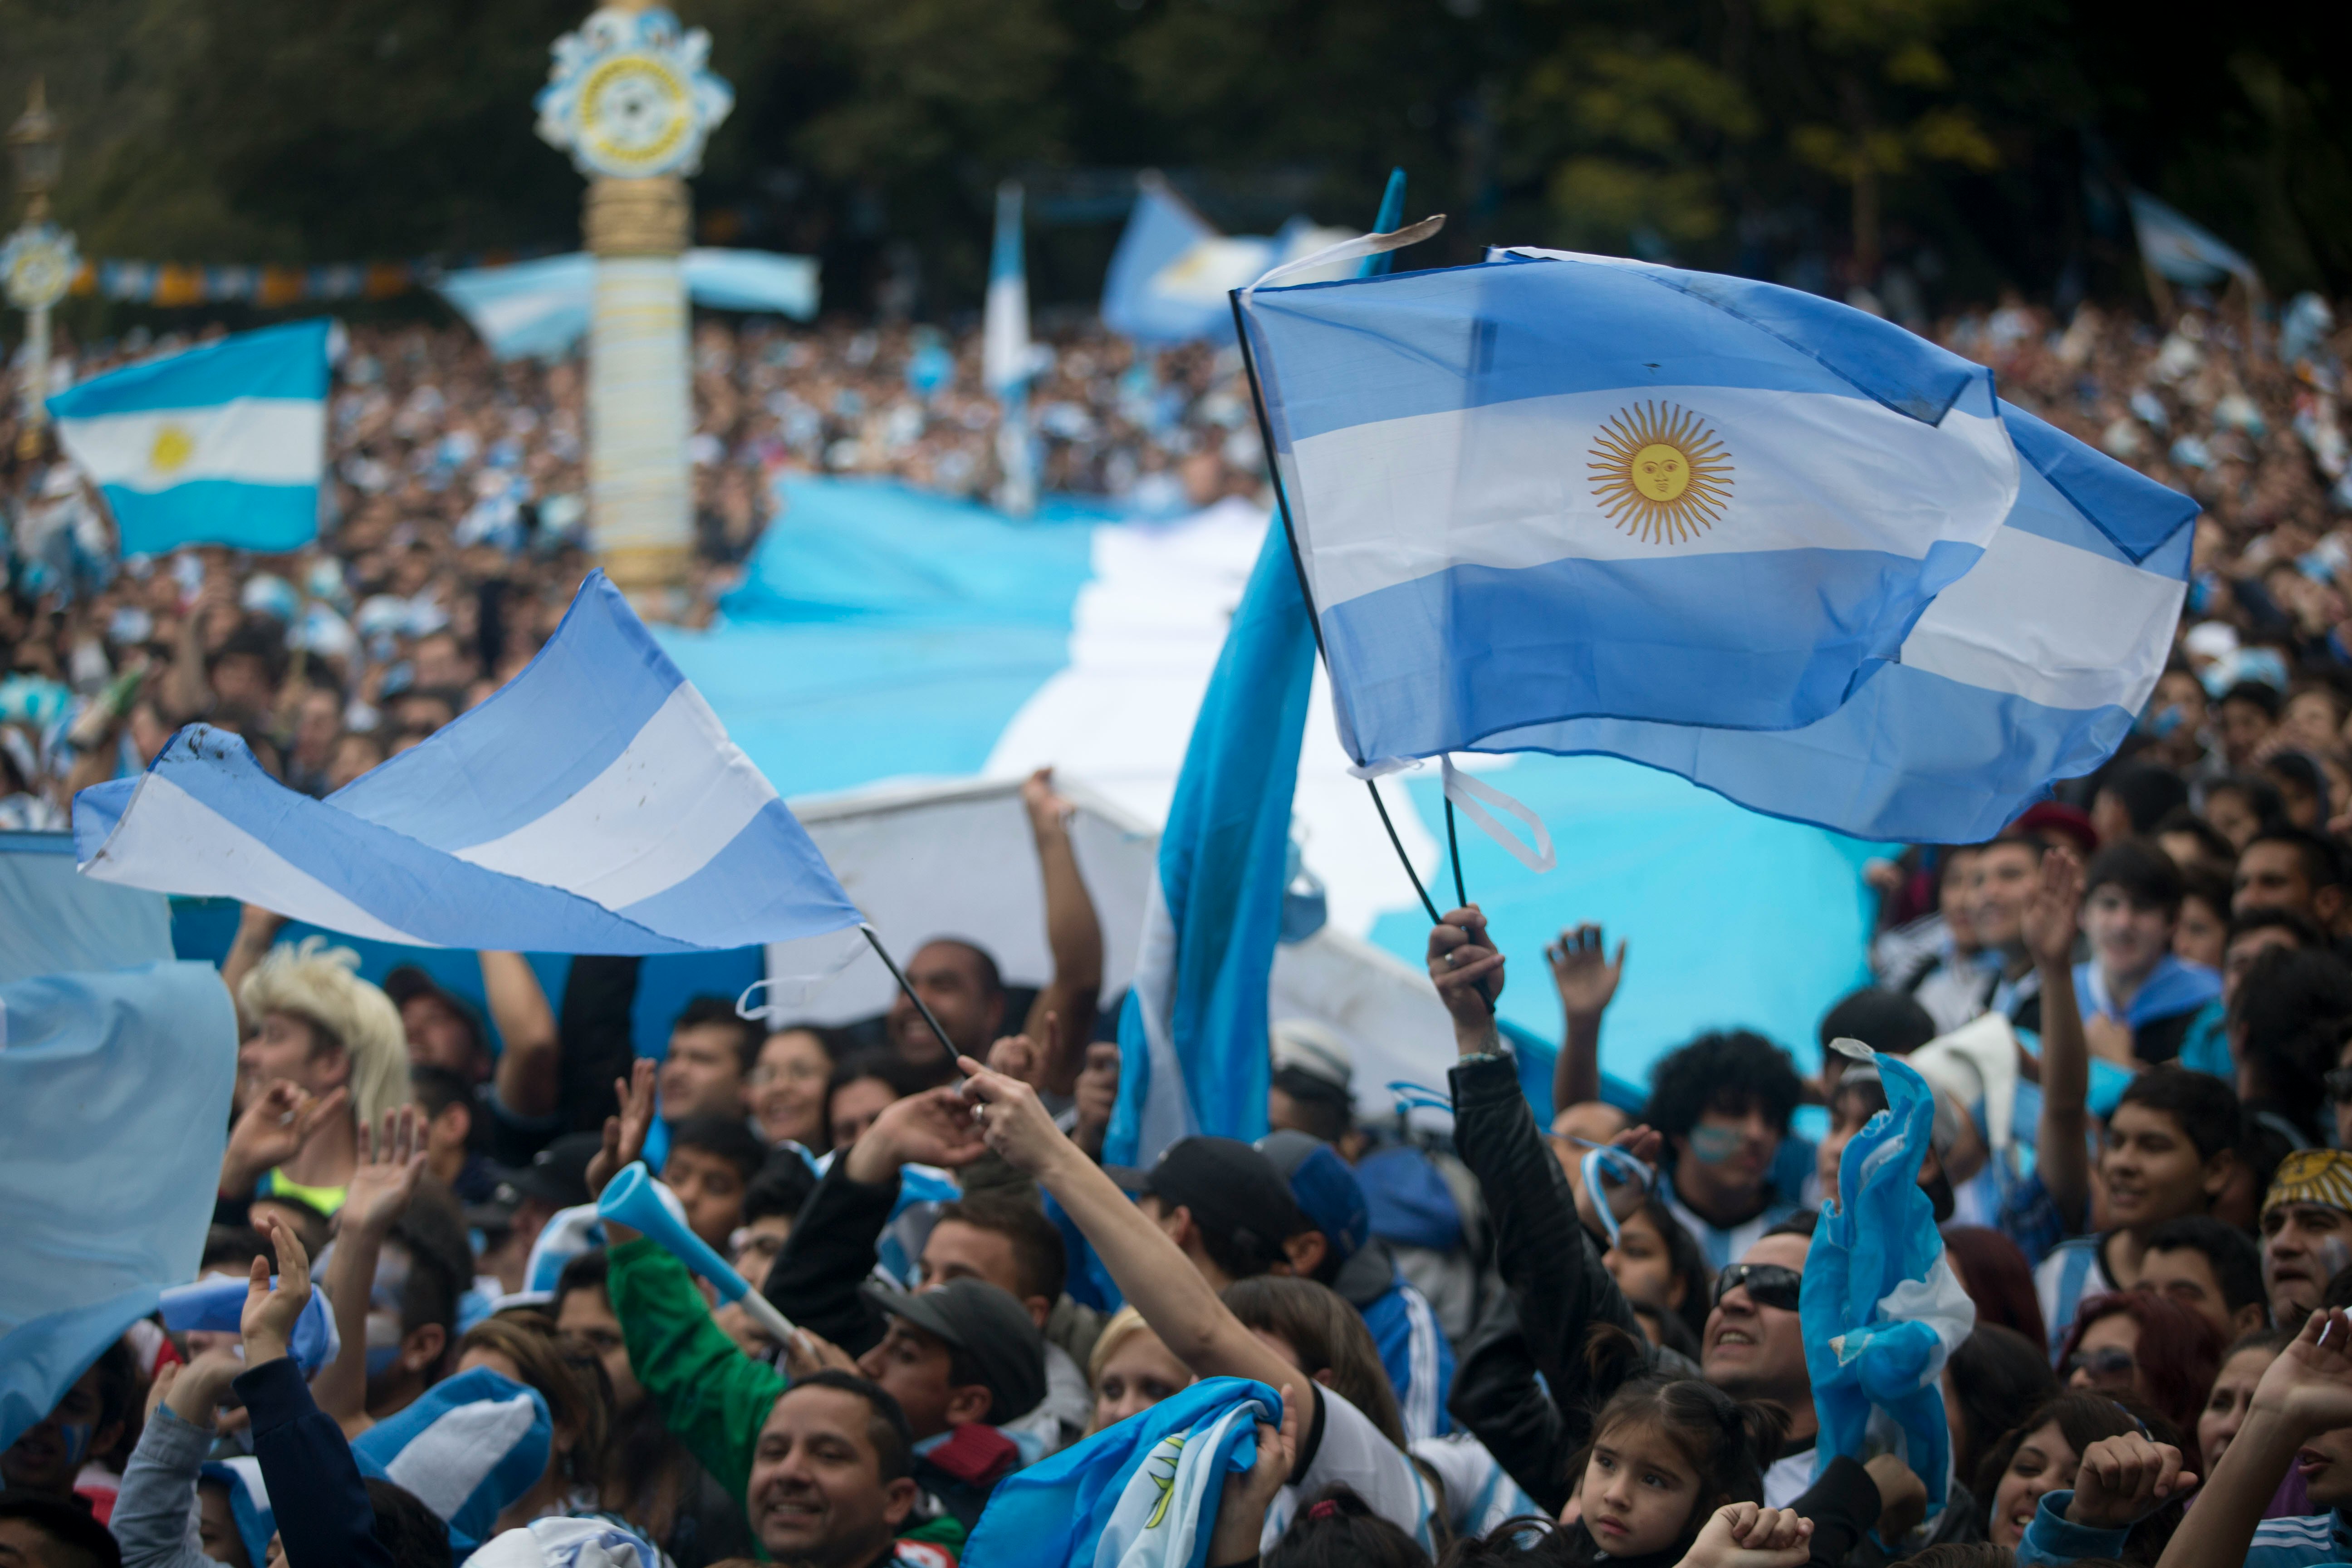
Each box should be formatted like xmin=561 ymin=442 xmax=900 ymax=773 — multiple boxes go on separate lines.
xmin=10 ymin=288 xmax=2352 ymax=1568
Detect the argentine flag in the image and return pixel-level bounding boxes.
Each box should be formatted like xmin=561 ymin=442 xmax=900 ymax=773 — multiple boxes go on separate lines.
xmin=1235 ymin=250 xmax=2021 ymax=770
xmin=1105 ymin=518 xmax=1316 ymax=1167
xmin=71 ymin=571 xmax=866 ymax=967
xmin=986 ymin=180 xmax=1042 ymax=516
xmin=963 ymin=1377 xmax=1277 ymax=1568
xmin=49 ymin=318 xmax=329 ymax=556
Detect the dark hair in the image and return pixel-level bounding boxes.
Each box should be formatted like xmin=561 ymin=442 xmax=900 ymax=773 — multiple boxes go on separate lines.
xmin=388 ymin=1184 xmax=472 ymax=1342
xmin=2325 ymin=1265 xmax=2352 ymax=1311
xmin=2151 ymin=806 xmax=2235 ymax=872
xmin=1763 ymin=1211 xmax=1819 ymax=1239
xmin=2230 ymin=947 xmax=2352 ymax=1139
xmin=786 ymin=1369 xmax=916 ymax=1482
xmin=2208 ymin=774 xmax=2288 ymax=837
xmin=935 ymin=1196 xmax=1068 ymax=1304
xmin=2084 ymin=840 xmax=2186 ymax=915
xmin=201 ymin=1224 xmax=273 ymax=1274
xmin=823 ymin=1049 xmax=930 ymax=1136
xmin=2227 ymin=904 xmax=2326 ymax=951
xmin=671 ymin=994 xmax=764 ymax=1076
xmin=2263 ymin=753 xmax=2329 ymax=821
xmin=919 ymin=937 xmax=1006 ymax=1000
xmin=1622 ymin=1197 xmax=1712 ymax=1347
xmin=2222 ymin=1323 xmax=2303 ymax=1363
xmin=208 ymin=623 xmax=287 ymax=684
xmin=2055 ymin=1292 xmax=2224 ymax=1441
xmin=2178 ymin=864 xmax=2233 ymax=925
xmin=1223 ymin=1277 xmax=1405 ymax=1447
xmin=1944 ymin=1325 xmax=2059 ymax=1490
xmin=1265 ymin=1484 xmax=1433 ymax=1568
xmin=2244 ymin=825 xmax=2343 ymax=893
xmin=667 ymin=1114 xmax=768 ymax=1185
xmin=1270 ymin=1069 xmax=1354 ymax=1144
xmin=407 ymin=1063 xmax=474 ymax=1122
xmin=364 ymin=1477 xmax=452 ymax=1568
xmin=1818 ymin=987 xmax=1938 ymax=1056
xmin=1642 ymin=1030 xmax=1804 ymax=1143
xmin=458 ymin=1316 xmax=609 ymax=1490
xmin=2098 ymin=764 xmax=2192 ymax=837
xmin=743 ymin=1153 xmax=818 ymax=1226
xmin=554 ymin=1246 xmax=609 ymax=1310
xmin=84 ymin=1338 xmax=137 ymax=1435
xmin=2112 ymin=1065 xmax=2243 ymax=1163
xmin=1940 ymin=1226 xmax=2047 ymax=1348
xmin=2220 ymin=681 xmax=2284 ymax=720
xmin=1583 ymin=1374 xmax=1790 ymax=1549
xmin=2143 ymin=1214 xmax=2265 ymax=1318
xmin=1974 ymin=1391 xmax=2185 ymax=1563
xmin=248 ymin=1191 xmax=333 ymax=1261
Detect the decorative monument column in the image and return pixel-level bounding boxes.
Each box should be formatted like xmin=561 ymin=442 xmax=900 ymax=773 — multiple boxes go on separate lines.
xmin=535 ymin=5 xmax=732 ymax=611
xmin=4 ymin=80 xmax=76 ymax=461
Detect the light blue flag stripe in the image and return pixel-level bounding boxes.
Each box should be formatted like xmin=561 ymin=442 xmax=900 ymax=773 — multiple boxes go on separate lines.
xmin=72 ymin=573 xmax=865 ymax=959
xmin=0 ymin=961 xmax=236 ymax=1450
xmin=47 ymin=319 xmax=331 ymax=415
xmin=1101 ymin=181 xmax=1227 ymax=345
xmin=93 ymin=480 xmax=317 ymax=557
xmin=1472 ymin=402 xmax=2195 ymax=843
xmin=1106 ymin=519 xmax=1315 ymax=1166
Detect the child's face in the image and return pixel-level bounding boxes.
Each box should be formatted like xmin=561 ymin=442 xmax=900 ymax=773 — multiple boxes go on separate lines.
xmin=1580 ymin=1420 xmax=1702 ymax=1558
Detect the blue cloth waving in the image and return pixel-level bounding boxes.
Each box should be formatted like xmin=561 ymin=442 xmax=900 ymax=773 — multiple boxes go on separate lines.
xmin=1801 ymin=1041 xmax=1975 ymax=1520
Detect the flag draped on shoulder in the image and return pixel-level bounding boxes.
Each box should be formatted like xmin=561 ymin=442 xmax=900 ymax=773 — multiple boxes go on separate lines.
xmin=48 ymin=318 xmax=329 ymax=556
xmin=1461 ymin=399 xmax=2196 ymax=843
xmin=72 ymin=571 xmax=866 ymax=963
xmin=1235 ymin=249 xmax=2021 ymax=770
xmin=962 ymin=1377 xmax=1278 ymax=1568
xmin=1105 ymin=520 xmax=1316 ymax=1167
xmin=0 ymin=960 xmax=235 ymax=1449
xmin=1801 ymin=1044 xmax=1975 ymax=1518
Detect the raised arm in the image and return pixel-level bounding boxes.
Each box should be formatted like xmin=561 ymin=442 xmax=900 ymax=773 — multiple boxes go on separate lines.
xmin=482 ymin=951 xmax=560 ymax=1122
xmin=2158 ymin=1308 xmax=2352 ymax=1568
xmin=1019 ymin=768 xmax=1102 ymax=1097
xmin=313 ymin=1108 xmax=426 ymax=1435
xmin=2025 ymin=847 xmax=2092 ymax=1233
xmin=956 ymin=1058 xmax=1299 ymax=1391
xmin=1546 ymin=923 xmax=1625 ymax=1114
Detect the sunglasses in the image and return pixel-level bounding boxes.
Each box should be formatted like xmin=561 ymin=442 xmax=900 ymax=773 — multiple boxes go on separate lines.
xmin=2068 ymin=1346 xmax=2136 ymax=1384
xmin=1712 ymin=1262 xmax=1803 ymax=1312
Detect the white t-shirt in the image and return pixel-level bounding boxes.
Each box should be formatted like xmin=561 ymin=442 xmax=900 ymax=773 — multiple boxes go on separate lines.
xmin=1261 ymin=1385 xmax=1433 ymax=1552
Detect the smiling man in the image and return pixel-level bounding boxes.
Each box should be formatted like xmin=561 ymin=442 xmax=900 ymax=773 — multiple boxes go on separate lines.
xmin=2034 ymin=1066 xmax=2244 ymax=1355
xmin=1642 ymin=1031 xmax=1808 ymax=1269
xmin=2263 ymin=1151 xmax=2352 ymax=1327
xmin=741 ymin=1371 xmax=946 ymax=1568
xmin=1700 ymin=1221 xmax=1821 ymax=1506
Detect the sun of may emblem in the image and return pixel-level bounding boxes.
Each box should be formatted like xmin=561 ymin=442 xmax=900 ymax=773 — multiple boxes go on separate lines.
xmin=1587 ymin=401 xmax=1734 ymax=544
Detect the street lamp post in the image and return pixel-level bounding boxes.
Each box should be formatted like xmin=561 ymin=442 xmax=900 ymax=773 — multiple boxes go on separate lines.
xmin=4 ymin=79 xmax=78 ymax=460
xmin=535 ymin=3 xmax=732 ymax=617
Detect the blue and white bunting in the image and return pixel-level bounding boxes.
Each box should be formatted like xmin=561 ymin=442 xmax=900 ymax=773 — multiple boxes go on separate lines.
xmin=1466 ymin=400 xmax=2196 ymax=843
xmin=0 ymin=961 xmax=235 ymax=1450
xmin=72 ymin=571 xmax=865 ymax=965
xmin=1236 ymin=248 xmax=2023 ymax=769
xmin=1105 ymin=519 xmax=1315 ymax=1167
xmin=48 ymin=319 xmax=329 ymax=556
xmin=962 ymin=1377 xmax=1278 ymax=1568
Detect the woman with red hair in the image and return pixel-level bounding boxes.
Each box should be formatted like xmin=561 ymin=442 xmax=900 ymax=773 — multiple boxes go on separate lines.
xmin=2055 ymin=1289 xmax=2224 ymax=1441
xmin=1941 ymin=1224 xmax=2046 ymax=1348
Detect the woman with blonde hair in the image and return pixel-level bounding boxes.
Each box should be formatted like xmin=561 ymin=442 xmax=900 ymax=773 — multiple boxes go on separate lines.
xmin=1086 ymin=1305 xmax=1197 ymax=1434
xmin=218 ymin=932 xmax=411 ymax=1215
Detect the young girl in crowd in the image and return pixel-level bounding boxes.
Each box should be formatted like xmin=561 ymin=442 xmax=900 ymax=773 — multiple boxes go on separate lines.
xmin=1602 ymin=1198 xmax=1712 ymax=1355
xmin=454 ymin=1316 xmax=622 ymax=1540
xmin=1941 ymin=1325 xmax=2060 ymax=1498
xmin=2055 ymin=1292 xmax=2224 ymax=1443
xmin=1975 ymin=1390 xmax=2184 ymax=1559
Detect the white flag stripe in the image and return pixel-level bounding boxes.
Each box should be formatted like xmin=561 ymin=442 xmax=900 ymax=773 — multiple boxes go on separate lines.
xmin=55 ymin=398 xmax=326 ymax=491
xmin=453 ymin=682 xmax=779 ymax=910
xmin=1285 ymin=385 xmax=2016 ymax=608
xmin=80 ymin=772 xmax=429 ymax=945
xmin=1898 ymin=525 xmax=2185 ymax=711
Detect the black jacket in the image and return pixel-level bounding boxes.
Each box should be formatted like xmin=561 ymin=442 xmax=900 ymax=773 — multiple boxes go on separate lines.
xmin=233 ymin=1357 xmax=397 ymax=1568
xmin=1444 ymin=1051 xmax=1695 ymax=1509
xmin=762 ymin=1159 xmax=902 ymax=1355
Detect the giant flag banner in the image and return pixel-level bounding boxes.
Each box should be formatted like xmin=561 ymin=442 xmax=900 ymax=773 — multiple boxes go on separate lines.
xmin=1105 ymin=519 xmax=1317 ymax=1167
xmin=1801 ymin=1045 xmax=1975 ymax=1515
xmin=0 ymin=961 xmax=235 ymax=1449
xmin=72 ymin=572 xmax=866 ymax=966
xmin=436 ymin=250 xmax=821 ymax=361
xmin=1235 ymin=249 xmax=2022 ymax=769
xmin=1470 ymin=401 xmax=2196 ymax=842
xmin=48 ymin=318 xmax=329 ymax=556
xmin=963 ymin=1377 xmax=1277 ymax=1568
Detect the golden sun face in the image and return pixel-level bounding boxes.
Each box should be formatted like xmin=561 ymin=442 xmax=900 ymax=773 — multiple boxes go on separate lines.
xmin=1588 ymin=401 xmax=1733 ymax=544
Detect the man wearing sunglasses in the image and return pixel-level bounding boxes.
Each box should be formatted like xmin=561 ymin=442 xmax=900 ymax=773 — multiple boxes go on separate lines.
xmin=1705 ymin=1230 xmax=1822 ymax=1507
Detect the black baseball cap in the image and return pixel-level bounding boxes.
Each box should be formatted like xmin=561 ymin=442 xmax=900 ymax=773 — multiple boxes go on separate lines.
xmin=1138 ymin=1136 xmax=1310 ymax=1275
xmin=862 ymin=1279 xmax=1047 ymax=1425
xmin=0 ymin=1490 xmax=122 ymax=1568
xmin=472 ymin=1131 xmax=601 ymax=1228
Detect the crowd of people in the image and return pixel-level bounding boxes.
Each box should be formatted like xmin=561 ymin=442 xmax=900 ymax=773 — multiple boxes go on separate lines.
xmin=10 ymin=282 xmax=2352 ymax=1568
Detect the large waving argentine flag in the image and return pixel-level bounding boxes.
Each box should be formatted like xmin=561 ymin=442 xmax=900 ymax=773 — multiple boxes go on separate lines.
xmin=48 ymin=319 xmax=328 ymax=556
xmin=72 ymin=572 xmax=865 ymax=964
xmin=1235 ymin=249 xmax=2021 ymax=769
xmin=1483 ymin=400 xmax=2196 ymax=843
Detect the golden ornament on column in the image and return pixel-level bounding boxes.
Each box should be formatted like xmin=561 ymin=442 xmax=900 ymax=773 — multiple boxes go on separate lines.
xmin=536 ymin=1 xmax=733 ymax=612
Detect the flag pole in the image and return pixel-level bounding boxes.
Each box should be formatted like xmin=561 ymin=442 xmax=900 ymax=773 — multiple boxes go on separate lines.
xmin=859 ymin=923 xmax=960 ymax=1066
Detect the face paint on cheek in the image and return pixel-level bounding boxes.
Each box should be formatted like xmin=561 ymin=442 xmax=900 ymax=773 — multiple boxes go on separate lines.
xmin=2318 ymin=1236 xmax=2352 ymax=1285
xmin=56 ymin=1422 xmax=93 ymax=1467
xmin=1687 ymin=1126 xmax=1743 ymax=1164
xmin=365 ymin=1310 xmax=404 ymax=1377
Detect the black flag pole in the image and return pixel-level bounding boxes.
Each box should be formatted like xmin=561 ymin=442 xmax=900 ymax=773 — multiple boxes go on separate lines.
xmin=859 ymin=922 xmax=960 ymax=1066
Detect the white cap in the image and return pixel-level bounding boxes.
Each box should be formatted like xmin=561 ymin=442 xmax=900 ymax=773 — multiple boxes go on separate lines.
xmin=1270 ymin=1017 xmax=1352 ymax=1092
